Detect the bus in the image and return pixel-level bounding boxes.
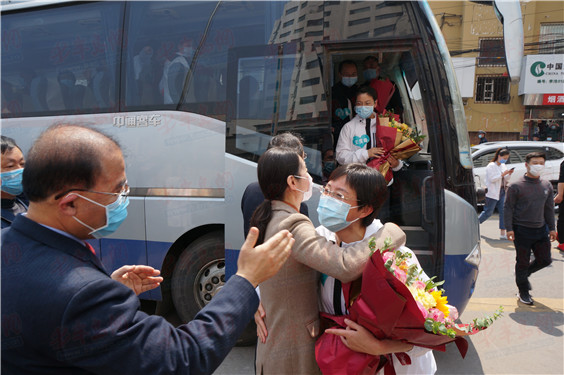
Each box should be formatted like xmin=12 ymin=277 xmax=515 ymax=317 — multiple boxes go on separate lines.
xmin=2 ymin=0 xmax=518 ymax=328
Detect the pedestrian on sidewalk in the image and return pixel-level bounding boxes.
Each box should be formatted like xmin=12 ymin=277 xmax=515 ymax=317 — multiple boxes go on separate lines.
xmin=478 ymin=148 xmax=513 ymax=239
xmin=554 ymin=160 xmax=564 ymax=252
xmin=504 ymin=151 xmax=556 ymax=305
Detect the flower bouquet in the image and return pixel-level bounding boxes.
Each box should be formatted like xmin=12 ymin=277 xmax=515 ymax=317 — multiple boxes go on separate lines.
xmin=367 ymin=120 xmax=425 ymax=183
xmin=315 ymin=238 xmax=503 ymax=375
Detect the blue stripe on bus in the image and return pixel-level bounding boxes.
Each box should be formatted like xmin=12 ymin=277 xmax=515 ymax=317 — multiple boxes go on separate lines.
xmin=225 ymin=248 xmax=240 ymax=280
xmin=443 ymin=254 xmax=479 ymax=313
xmin=89 ymin=238 xmax=174 ymax=301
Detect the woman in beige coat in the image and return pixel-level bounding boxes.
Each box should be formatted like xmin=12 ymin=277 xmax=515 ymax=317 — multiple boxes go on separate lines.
xmin=251 ymin=148 xmax=406 ymax=374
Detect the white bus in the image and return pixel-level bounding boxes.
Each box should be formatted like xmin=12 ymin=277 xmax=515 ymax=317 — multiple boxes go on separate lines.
xmin=2 ymin=0 xmax=520 ymax=330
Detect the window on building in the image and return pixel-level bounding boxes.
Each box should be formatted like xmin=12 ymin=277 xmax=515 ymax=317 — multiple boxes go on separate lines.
xmin=539 ymin=23 xmax=564 ymax=54
xmin=475 ymin=76 xmax=510 ymax=103
xmin=478 ymin=39 xmax=505 ymax=66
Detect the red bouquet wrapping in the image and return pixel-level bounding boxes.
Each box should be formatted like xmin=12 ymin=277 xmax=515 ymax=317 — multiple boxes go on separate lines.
xmin=367 ymin=125 xmax=421 ymax=183
xmin=315 ymin=241 xmax=502 ymax=375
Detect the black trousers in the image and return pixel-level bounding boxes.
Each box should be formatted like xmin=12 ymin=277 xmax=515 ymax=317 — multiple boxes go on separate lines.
xmin=513 ymin=225 xmax=552 ymax=294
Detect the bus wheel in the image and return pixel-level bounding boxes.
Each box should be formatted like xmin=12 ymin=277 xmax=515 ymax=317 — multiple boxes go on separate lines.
xmin=171 ymin=231 xmax=225 ymax=322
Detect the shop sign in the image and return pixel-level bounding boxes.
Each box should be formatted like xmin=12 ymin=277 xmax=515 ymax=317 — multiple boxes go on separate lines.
xmin=518 ymin=54 xmax=564 ymax=95
xmin=542 ymin=94 xmax=564 ymax=106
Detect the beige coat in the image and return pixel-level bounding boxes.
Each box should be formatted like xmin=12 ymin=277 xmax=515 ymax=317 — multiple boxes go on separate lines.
xmin=255 ymin=201 xmax=406 ymax=375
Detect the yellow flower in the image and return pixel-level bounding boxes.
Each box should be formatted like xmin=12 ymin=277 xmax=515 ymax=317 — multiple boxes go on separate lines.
xmin=408 ymin=285 xmax=436 ymax=310
xmin=431 ymin=290 xmax=450 ymax=317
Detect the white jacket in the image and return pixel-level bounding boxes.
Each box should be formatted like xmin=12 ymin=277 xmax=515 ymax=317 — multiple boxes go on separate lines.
xmin=484 ymin=161 xmax=508 ymax=200
xmin=316 ymin=221 xmax=437 ymax=375
xmin=336 ymin=114 xmax=403 ymax=170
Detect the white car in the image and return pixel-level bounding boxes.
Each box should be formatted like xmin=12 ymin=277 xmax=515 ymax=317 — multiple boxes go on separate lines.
xmin=472 ymin=141 xmax=564 ymax=202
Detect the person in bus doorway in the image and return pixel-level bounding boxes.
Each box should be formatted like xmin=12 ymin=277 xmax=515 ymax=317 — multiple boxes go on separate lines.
xmin=1 ymin=123 xmax=295 ymax=374
xmin=241 ymin=132 xmax=309 ymax=238
xmin=331 ymin=60 xmax=359 ymax=148
xmin=362 ymin=55 xmax=403 ymax=118
xmin=504 ymin=152 xmax=556 ymax=306
xmin=336 ymin=85 xmax=402 ymax=222
xmin=478 ymin=130 xmax=488 ymax=144
xmin=554 ymin=160 xmax=564 ymax=252
xmin=478 ymin=148 xmax=514 ymax=240
xmin=315 ymin=164 xmax=436 ymax=375
xmin=251 ymin=147 xmax=401 ymax=374
xmin=1 ymin=135 xmax=27 ymax=228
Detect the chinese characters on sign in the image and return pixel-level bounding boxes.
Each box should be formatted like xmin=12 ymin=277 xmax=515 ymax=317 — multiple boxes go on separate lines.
xmin=542 ymin=94 xmax=564 ymax=106
xmin=518 ymin=54 xmax=564 ymax=95
xmin=113 ymin=114 xmax=162 ymax=128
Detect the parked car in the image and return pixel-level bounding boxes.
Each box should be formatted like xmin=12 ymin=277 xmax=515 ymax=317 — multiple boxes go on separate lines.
xmin=472 ymin=141 xmax=564 ymax=210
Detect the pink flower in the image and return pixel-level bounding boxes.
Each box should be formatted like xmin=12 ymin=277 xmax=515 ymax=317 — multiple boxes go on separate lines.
xmin=393 ymin=266 xmax=407 ymax=283
xmin=382 ymin=252 xmax=394 ymax=262
xmin=427 ymin=308 xmax=445 ymax=323
xmin=413 ymin=280 xmax=426 ymax=290
xmin=446 ymin=305 xmax=459 ymax=320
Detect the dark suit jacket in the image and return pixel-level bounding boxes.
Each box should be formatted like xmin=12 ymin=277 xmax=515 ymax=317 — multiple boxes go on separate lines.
xmin=1 ymin=215 xmax=258 ymax=375
xmin=241 ymin=181 xmax=309 ymax=237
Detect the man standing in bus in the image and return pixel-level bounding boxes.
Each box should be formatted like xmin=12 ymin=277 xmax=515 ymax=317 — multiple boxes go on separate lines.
xmin=1 ymin=123 xmax=294 ymax=375
xmin=331 ymin=60 xmax=359 ymax=148
xmin=504 ymin=152 xmax=556 ymax=306
xmin=161 ymin=38 xmax=193 ymax=105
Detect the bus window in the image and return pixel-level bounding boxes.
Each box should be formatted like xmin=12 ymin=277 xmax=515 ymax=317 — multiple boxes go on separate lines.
xmin=123 ymin=1 xmax=218 ymax=110
xmin=1 ymin=2 xmax=123 ymax=117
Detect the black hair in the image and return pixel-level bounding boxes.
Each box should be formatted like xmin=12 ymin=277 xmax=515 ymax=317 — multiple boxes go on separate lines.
xmin=250 ymin=147 xmax=301 ymax=245
xmin=355 ymin=84 xmax=378 ymax=102
xmin=267 ymin=132 xmax=304 ymax=156
xmin=363 ymin=55 xmax=378 ymax=65
xmin=1 ymin=135 xmax=20 ymax=154
xmin=338 ymin=60 xmax=357 ymax=74
xmin=23 ymin=124 xmax=121 ymax=202
xmin=525 ymin=151 xmax=546 ymax=163
xmin=491 ymin=148 xmax=510 ymax=163
xmin=328 ymin=164 xmax=387 ymax=227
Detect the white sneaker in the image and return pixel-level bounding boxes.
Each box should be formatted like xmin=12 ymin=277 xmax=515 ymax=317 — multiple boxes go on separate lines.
xmin=500 ymin=234 xmax=508 ymax=240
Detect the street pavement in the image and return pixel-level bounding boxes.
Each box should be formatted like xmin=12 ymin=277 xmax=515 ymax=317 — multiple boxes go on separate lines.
xmin=214 ymin=214 xmax=564 ymax=374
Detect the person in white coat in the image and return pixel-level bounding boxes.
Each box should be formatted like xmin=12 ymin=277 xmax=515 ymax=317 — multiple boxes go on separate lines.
xmin=317 ymin=163 xmax=437 ymax=375
xmin=335 ymin=85 xmax=402 ymax=185
xmin=478 ymin=148 xmax=514 ymax=239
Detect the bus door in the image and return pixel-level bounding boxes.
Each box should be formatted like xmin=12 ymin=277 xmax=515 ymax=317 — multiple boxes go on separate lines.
xmin=322 ymin=39 xmax=443 ymax=279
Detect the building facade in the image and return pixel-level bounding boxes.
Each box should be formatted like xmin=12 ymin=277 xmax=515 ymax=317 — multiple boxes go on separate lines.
xmin=430 ymin=0 xmax=564 ymax=144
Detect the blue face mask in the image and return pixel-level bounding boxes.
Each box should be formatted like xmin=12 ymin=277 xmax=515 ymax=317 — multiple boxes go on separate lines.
xmin=1 ymin=168 xmax=24 ymax=196
xmin=317 ymin=195 xmax=359 ymax=233
xmin=363 ymin=69 xmax=379 ymax=81
xmin=72 ymin=193 xmax=129 ymax=239
xmin=323 ymin=161 xmax=336 ymax=175
xmin=341 ymin=76 xmax=358 ymax=87
xmin=499 ymin=158 xmax=507 ymax=164
xmin=355 ymin=106 xmax=374 ymax=119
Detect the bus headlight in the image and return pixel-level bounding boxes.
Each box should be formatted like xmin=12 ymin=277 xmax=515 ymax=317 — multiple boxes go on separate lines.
xmin=464 ymin=243 xmax=481 ymax=268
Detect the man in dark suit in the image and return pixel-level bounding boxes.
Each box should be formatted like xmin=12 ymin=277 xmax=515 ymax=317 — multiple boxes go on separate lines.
xmin=1 ymin=124 xmax=293 ymax=375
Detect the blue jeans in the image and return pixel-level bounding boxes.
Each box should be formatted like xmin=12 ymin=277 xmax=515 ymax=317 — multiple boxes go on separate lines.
xmin=478 ymin=189 xmax=505 ymax=230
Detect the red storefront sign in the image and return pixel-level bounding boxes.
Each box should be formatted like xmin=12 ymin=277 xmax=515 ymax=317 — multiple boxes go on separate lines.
xmin=542 ymin=94 xmax=564 ymax=105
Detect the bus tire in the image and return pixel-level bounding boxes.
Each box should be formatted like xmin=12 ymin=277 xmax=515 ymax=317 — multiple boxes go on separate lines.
xmin=171 ymin=230 xmax=257 ymax=346
xmin=171 ymin=231 xmax=226 ymax=323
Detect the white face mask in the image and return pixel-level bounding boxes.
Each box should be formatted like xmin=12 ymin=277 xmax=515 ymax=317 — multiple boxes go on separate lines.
xmin=528 ymin=164 xmax=545 ymax=177
xmin=293 ymin=174 xmax=313 ymax=202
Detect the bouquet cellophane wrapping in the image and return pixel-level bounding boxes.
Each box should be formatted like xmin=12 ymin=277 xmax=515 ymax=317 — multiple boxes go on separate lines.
xmin=366 ymin=125 xmax=421 ymax=183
